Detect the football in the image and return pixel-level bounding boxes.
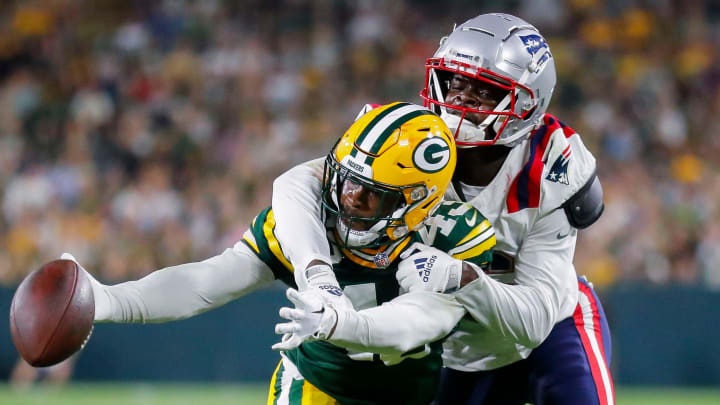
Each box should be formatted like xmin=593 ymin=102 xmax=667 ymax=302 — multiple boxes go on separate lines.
xmin=10 ymin=259 xmax=95 ymax=367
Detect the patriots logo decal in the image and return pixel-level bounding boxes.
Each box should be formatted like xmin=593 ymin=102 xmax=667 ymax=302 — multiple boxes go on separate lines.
xmin=520 ymin=34 xmax=548 ymax=55
xmin=520 ymin=34 xmax=551 ymax=67
xmin=546 ymin=145 xmax=571 ymax=185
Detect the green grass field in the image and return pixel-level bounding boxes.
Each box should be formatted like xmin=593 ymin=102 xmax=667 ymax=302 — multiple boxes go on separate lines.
xmin=0 ymin=384 xmax=717 ymax=405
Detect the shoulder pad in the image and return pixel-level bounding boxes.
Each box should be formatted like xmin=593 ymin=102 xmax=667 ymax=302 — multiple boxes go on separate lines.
xmin=562 ymin=173 xmax=604 ymax=229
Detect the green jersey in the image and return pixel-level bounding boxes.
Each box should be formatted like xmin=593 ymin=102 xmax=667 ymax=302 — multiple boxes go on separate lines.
xmin=242 ymin=201 xmax=495 ymax=404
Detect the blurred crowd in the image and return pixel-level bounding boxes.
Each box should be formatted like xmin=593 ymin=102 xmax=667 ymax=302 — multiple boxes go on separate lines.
xmin=0 ymin=0 xmax=718 ymax=289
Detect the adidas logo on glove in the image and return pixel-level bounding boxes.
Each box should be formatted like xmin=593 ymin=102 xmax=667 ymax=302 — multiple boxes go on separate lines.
xmin=317 ymin=284 xmax=344 ymax=297
xmin=415 ymin=255 xmax=438 ymax=282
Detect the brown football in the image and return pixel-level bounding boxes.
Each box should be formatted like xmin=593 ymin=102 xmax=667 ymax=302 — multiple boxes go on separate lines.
xmin=10 ymin=259 xmax=95 ymax=367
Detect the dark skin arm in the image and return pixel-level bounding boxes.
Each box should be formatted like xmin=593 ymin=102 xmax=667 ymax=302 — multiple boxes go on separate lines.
xmin=461 ymin=261 xmax=480 ymax=287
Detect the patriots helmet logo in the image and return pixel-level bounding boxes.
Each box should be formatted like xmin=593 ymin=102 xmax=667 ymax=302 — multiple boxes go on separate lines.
xmin=519 ymin=34 xmax=551 ymax=68
xmin=520 ymin=34 xmax=549 ymax=55
xmin=546 ymin=146 xmax=571 ymax=185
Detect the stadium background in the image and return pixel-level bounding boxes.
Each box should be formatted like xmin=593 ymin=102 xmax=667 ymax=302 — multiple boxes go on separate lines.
xmin=0 ymin=0 xmax=719 ymax=403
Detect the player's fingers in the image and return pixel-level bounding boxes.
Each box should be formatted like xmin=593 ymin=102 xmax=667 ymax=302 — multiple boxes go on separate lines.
xmin=395 ymin=262 xmax=417 ymax=284
xmin=286 ymin=288 xmax=305 ymax=307
xmin=395 ymin=263 xmax=413 ymax=278
xmin=275 ymin=321 xmax=298 ymax=335
xmin=279 ymin=307 xmax=304 ymax=321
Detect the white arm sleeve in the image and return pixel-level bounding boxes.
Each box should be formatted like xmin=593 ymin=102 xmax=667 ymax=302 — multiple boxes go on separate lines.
xmin=271 ymin=158 xmax=330 ymax=271
xmin=329 ymin=292 xmax=466 ymax=355
xmin=94 ymin=242 xmax=276 ymax=323
xmin=452 ymin=209 xmax=578 ymax=348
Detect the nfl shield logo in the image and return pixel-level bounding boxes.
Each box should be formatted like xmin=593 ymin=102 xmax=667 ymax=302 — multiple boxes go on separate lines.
xmin=374 ymin=252 xmax=391 ymax=268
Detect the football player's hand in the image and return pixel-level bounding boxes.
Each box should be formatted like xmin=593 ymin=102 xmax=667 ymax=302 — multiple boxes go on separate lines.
xmin=272 ymin=288 xmax=338 ymax=351
xmin=396 ymin=243 xmax=463 ymax=294
xmin=60 ymin=253 xmax=110 ymax=321
xmin=296 ymin=263 xmax=354 ymax=309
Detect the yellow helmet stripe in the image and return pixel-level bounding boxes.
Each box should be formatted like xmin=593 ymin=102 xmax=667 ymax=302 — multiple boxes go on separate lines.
xmin=354 ymin=102 xmax=411 ymax=147
xmin=365 ymin=112 xmax=438 ymax=166
xmin=357 ymin=104 xmax=431 ymax=155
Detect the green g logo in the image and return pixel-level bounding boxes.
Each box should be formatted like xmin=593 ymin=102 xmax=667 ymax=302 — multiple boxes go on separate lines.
xmin=413 ymin=137 xmax=451 ymax=173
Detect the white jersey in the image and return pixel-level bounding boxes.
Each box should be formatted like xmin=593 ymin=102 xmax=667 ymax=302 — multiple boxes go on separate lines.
xmin=441 ymin=114 xmax=597 ymax=370
xmin=271 ymin=113 xmax=599 ymax=371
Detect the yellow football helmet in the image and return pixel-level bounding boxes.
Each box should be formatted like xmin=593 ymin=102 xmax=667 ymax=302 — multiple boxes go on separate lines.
xmin=322 ymin=102 xmax=456 ymax=249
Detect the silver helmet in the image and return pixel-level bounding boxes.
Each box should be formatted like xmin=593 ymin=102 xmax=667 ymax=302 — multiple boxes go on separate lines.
xmin=421 ymin=13 xmax=556 ymax=147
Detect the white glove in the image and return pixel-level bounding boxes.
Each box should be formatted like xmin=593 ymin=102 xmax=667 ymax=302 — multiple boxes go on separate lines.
xmin=396 ymin=243 xmax=464 ymax=294
xmin=272 ymin=288 xmax=339 ymax=351
xmin=296 ymin=263 xmax=353 ymax=309
xmin=60 ymin=253 xmax=110 ymax=321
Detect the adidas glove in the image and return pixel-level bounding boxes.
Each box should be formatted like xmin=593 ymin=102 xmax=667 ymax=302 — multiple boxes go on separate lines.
xmin=396 ymin=243 xmax=463 ymax=294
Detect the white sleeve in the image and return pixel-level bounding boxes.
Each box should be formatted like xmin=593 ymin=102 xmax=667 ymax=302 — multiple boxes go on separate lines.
xmin=452 ymin=209 xmax=578 ymax=348
xmin=94 ymin=242 xmax=276 ymax=323
xmin=329 ymin=292 xmax=466 ymax=355
xmin=271 ymin=158 xmax=330 ymax=271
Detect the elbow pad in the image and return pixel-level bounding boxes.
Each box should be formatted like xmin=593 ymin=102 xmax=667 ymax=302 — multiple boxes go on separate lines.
xmin=563 ymin=173 xmax=604 ymax=229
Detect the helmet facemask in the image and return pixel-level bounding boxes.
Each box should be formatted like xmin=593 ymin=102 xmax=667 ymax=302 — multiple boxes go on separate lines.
xmin=321 ymin=155 xmax=424 ymax=249
xmin=422 ymin=59 xmax=536 ymax=147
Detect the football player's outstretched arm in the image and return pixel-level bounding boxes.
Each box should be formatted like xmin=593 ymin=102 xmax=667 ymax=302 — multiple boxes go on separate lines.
xmin=272 ymin=158 xmax=330 ymax=272
xmin=452 ymin=209 xmax=578 ymax=348
xmin=330 ymin=291 xmax=466 ymax=355
xmin=66 ymin=242 xmax=276 ymax=323
xmin=272 ymin=159 xmax=355 ymax=309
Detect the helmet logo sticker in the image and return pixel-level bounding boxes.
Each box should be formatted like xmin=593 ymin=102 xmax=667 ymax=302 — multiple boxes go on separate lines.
xmin=413 ymin=137 xmax=451 ymax=173
xmin=519 ymin=34 xmax=551 ymax=67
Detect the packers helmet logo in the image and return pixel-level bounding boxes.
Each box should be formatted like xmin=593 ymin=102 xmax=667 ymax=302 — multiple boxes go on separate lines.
xmin=413 ymin=137 xmax=451 ymax=173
